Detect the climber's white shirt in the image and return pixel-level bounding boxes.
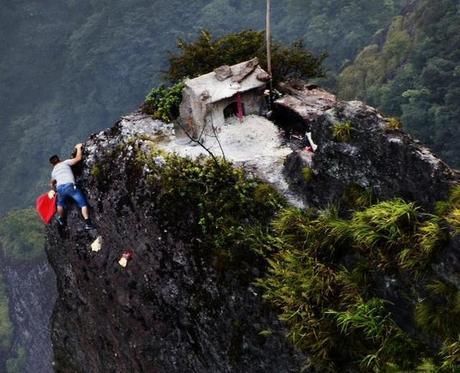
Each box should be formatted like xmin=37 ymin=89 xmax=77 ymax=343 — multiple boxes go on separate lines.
xmin=51 ymin=160 xmax=75 ymax=186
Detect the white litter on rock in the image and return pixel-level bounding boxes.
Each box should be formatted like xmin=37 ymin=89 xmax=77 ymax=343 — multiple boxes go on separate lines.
xmin=90 ymin=236 xmax=103 ymax=252
xmin=118 ymin=257 xmax=128 ymax=268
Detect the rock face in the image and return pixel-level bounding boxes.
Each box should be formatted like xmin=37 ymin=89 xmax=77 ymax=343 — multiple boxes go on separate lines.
xmin=274 ymin=83 xmax=459 ymax=209
xmin=46 ymin=116 xmax=304 ymax=373
xmin=46 ymin=85 xmax=459 ymax=372
xmin=2 ymin=261 xmax=55 ymax=373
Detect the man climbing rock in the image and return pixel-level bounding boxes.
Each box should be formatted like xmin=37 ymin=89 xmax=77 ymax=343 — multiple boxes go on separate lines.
xmin=49 ymin=143 xmax=95 ymax=230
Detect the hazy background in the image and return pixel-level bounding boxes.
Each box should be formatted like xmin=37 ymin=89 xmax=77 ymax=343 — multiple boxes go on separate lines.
xmin=0 ymin=0 xmax=458 ymax=371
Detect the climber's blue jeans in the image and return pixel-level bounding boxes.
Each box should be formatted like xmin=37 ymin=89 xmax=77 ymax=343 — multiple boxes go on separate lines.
xmin=56 ymin=183 xmax=88 ymax=209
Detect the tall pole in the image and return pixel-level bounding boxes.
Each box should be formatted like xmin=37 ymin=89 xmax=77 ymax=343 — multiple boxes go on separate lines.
xmin=266 ymin=0 xmax=272 ymax=77
xmin=266 ymin=0 xmax=273 ymax=110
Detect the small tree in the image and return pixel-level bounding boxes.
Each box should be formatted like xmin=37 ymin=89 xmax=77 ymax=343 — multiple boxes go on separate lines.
xmin=167 ymin=29 xmax=326 ymax=84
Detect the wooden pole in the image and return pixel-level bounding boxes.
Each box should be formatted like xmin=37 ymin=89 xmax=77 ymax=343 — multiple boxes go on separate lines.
xmin=266 ymin=0 xmax=272 ymax=77
xmin=266 ymin=0 xmax=273 ymax=110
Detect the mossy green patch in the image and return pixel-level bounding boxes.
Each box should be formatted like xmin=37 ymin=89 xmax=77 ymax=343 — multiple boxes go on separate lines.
xmin=385 ymin=117 xmax=402 ymax=131
xmin=0 ymin=275 xmax=13 ymax=351
xmin=332 ymin=121 xmax=353 ymax=142
xmin=301 ymin=167 xmax=314 ymax=183
xmin=0 ymin=208 xmax=45 ymax=262
xmin=5 ymin=346 xmax=26 ymax=373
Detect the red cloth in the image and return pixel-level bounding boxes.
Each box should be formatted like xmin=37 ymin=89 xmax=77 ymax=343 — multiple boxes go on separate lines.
xmin=36 ymin=193 xmax=56 ymax=224
xmin=236 ymin=92 xmax=244 ymax=120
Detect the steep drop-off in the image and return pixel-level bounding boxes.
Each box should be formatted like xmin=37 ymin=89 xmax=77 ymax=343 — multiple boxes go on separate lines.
xmin=46 ymin=85 xmax=459 ymax=372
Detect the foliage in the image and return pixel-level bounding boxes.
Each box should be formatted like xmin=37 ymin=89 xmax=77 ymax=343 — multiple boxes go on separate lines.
xmin=142 ymin=81 xmax=185 ymax=122
xmin=129 ymin=143 xmax=285 ymax=271
xmin=386 ymin=117 xmax=402 ymax=131
xmin=256 ymin=195 xmax=460 ymax=371
xmin=398 ymin=216 xmax=448 ymax=271
xmin=301 ymin=167 xmax=314 ymax=183
xmin=446 ymin=208 xmax=460 ymax=233
xmin=5 ymin=346 xmax=26 ymax=373
xmin=340 ymin=184 xmax=374 ymax=211
xmin=438 ymin=185 xmax=460 ymax=234
xmin=439 ymin=337 xmax=460 ymax=372
xmin=337 ymin=0 xmax=460 ymax=167
xmin=0 ymin=275 xmax=13 ymax=351
xmin=332 ymin=121 xmax=352 ymax=142
xmin=415 ymin=280 xmax=460 ymax=339
xmin=349 ymin=199 xmax=417 ymax=250
xmin=0 ymin=209 xmax=45 ymax=262
xmin=167 ymin=30 xmax=326 ymax=84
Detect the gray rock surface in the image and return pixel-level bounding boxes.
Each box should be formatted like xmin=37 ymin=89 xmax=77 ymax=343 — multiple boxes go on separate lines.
xmin=2 ymin=261 xmax=56 ymax=373
xmin=46 ymin=85 xmax=459 ymax=372
xmin=46 ymin=116 xmax=304 ymax=373
xmin=275 ymin=83 xmax=459 ymax=209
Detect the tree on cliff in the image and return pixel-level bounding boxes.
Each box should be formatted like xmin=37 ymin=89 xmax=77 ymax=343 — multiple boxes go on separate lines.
xmin=166 ymin=30 xmax=327 ymax=84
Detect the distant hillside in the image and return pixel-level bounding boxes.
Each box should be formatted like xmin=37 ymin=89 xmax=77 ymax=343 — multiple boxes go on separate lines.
xmin=0 ymin=0 xmax=403 ymax=213
xmin=337 ymin=0 xmax=460 ymax=168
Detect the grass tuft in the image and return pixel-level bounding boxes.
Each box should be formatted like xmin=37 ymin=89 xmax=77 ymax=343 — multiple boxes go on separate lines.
xmin=332 ymin=121 xmax=353 ymax=142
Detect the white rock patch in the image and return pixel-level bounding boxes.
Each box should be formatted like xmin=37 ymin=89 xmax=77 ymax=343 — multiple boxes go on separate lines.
xmin=157 ymin=115 xmax=304 ymax=207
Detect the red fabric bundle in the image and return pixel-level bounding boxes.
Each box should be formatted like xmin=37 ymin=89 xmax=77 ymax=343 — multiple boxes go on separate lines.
xmin=36 ymin=192 xmax=57 ymax=224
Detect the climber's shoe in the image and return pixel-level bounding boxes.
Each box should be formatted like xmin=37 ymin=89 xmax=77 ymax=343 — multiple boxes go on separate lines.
xmin=84 ymin=220 xmax=96 ymax=231
xmin=55 ymin=215 xmax=65 ymax=227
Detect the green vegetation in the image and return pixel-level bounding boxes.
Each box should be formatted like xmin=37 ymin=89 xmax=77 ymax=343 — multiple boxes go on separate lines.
xmin=115 ymin=142 xmax=287 ymax=272
xmin=438 ymin=185 xmax=460 ymax=234
xmin=332 ymin=121 xmax=352 ymax=142
xmin=0 ymin=209 xmax=45 ymax=262
xmin=257 ymin=192 xmax=460 ymax=371
xmin=301 ymin=167 xmax=314 ymax=183
xmin=386 ymin=117 xmax=402 ymax=131
xmin=338 ymin=0 xmax=460 ymax=167
xmin=415 ymin=280 xmax=460 ymax=339
xmin=5 ymin=346 xmax=26 ymax=373
xmin=142 ymin=81 xmax=185 ymax=122
xmin=167 ymin=30 xmax=326 ymax=84
xmin=340 ymin=184 xmax=374 ymax=211
xmin=0 ymin=275 xmax=13 ymax=351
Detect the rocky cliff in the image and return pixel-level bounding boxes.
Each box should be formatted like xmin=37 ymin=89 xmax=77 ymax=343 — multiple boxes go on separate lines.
xmin=46 ymin=84 xmax=459 ymax=372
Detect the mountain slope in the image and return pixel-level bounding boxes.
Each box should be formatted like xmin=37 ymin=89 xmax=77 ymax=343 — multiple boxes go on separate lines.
xmin=337 ymin=0 xmax=460 ymax=167
xmin=46 ymin=85 xmax=459 ymax=371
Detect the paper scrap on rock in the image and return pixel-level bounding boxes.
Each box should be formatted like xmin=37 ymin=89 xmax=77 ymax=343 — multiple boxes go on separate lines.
xmin=91 ymin=236 xmax=103 ymax=252
xmin=118 ymin=250 xmax=134 ymax=268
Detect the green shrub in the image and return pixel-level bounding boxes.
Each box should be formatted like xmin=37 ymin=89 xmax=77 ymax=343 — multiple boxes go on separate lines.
xmin=142 ymin=81 xmax=185 ymax=122
xmin=398 ymin=216 xmax=448 ymax=271
xmin=415 ymin=280 xmax=460 ymax=339
xmin=439 ymin=337 xmax=460 ymax=372
xmin=341 ymin=184 xmax=374 ymax=211
xmin=446 ymin=208 xmax=460 ymax=233
xmin=257 ymin=198 xmax=443 ymax=370
xmin=0 ymin=275 xmax=13 ymax=351
xmin=132 ymin=144 xmax=283 ymax=272
xmin=349 ymin=199 xmax=418 ymax=250
xmin=257 ymin=249 xmax=349 ymax=371
xmin=328 ymin=298 xmax=415 ymax=371
xmin=167 ymin=30 xmax=326 ymax=84
xmin=332 ymin=121 xmax=353 ymax=142
xmin=0 ymin=208 xmax=45 ymax=262
xmin=302 ymin=167 xmax=314 ymax=182
xmin=386 ymin=117 xmax=402 ymax=130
